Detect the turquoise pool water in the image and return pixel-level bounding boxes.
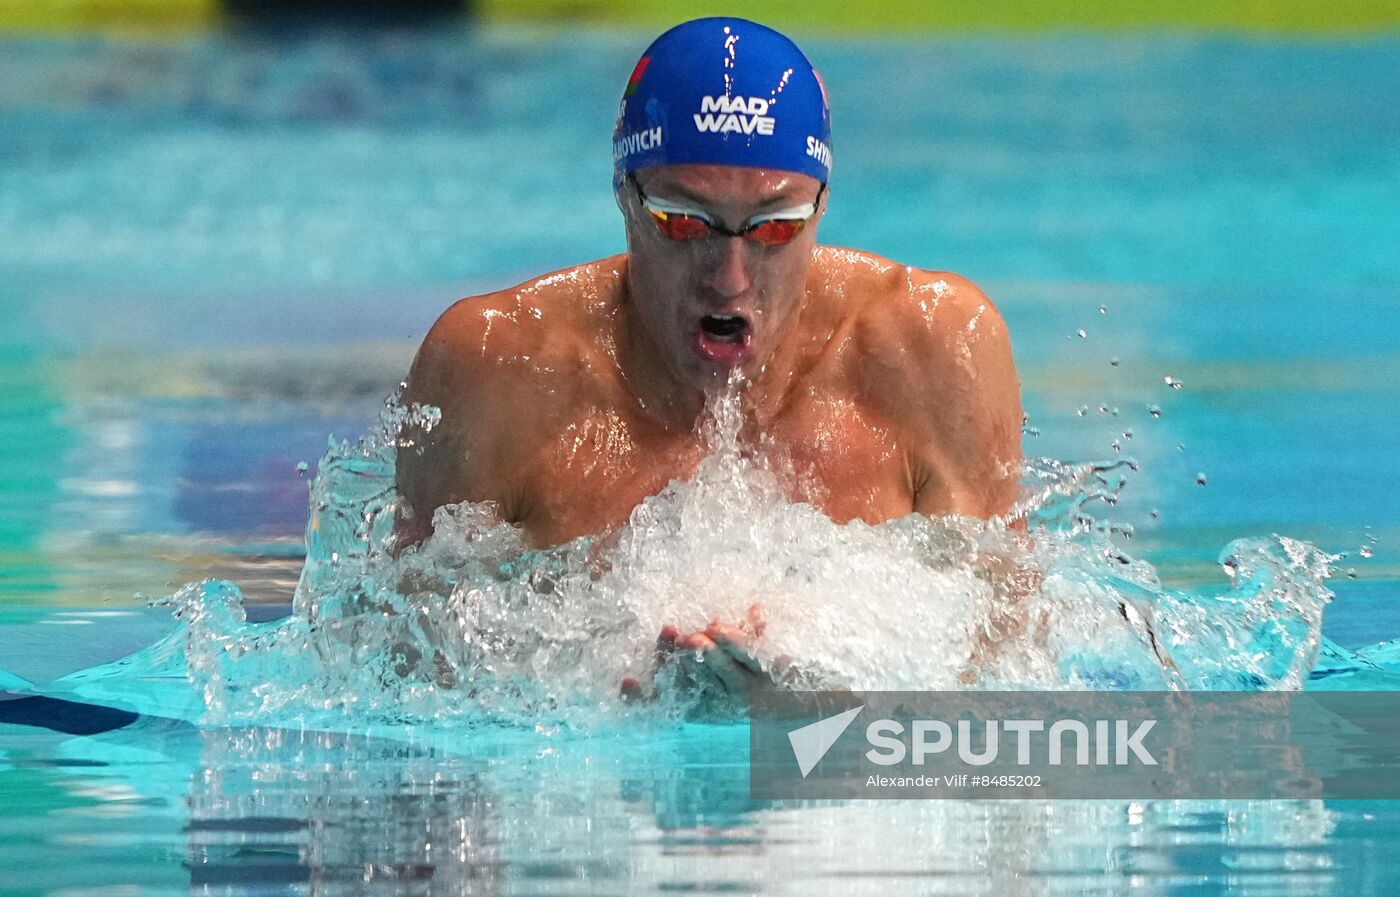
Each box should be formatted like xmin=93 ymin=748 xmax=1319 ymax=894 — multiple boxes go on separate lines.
xmin=2 ymin=21 xmax=1400 ymax=895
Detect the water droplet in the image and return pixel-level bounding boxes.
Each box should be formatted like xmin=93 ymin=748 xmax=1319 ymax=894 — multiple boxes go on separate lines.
xmin=1177 ymin=443 xmax=1186 ymax=452
xmin=1360 ymin=546 xmax=1374 ymax=559
xmin=1076 ymin=329 xmax=1087 ymax=339
xmin=1098 ymin=305 xmax=1107 ymax=315
xmin=1110 ymin=356 xmax=1120 ymax=367
xmin=1111 ymin=440 xmax=1121 ymax=453
xmin=1076 ymin=405 xmax=1089 ymax=417
xmin=1195 ymin=472 xmax=1208 ymax=486
xmin=1148 ymin=404 xmax=1162 ymax=418
xmin=1123 ymin=430 xmax=1134 ymax=440
xmin=295 ymin=461 xmax=309 ymax=476
xmin=1098 ymin=404 xmax=1109 ymax=414
xmin=1150 ymin=508 xmax=1160 ymax=519
xmin=1110 ymin=406 xmax=1120 ymax=417
xmin=1165 ymin=376 xmax=1183 ymax=390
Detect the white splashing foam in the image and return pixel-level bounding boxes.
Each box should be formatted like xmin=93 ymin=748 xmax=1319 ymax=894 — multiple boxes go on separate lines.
xmin=126 ymin=384 xmax=1342 ymax=727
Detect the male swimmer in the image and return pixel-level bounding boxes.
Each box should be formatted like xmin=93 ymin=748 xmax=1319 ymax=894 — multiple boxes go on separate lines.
xmin=394 ymin=18 xmax=1024 ymax=704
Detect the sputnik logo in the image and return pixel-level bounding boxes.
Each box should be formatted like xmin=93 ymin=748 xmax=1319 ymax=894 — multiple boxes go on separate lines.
xmin=787 ymin=705 xmax=864 ymax=778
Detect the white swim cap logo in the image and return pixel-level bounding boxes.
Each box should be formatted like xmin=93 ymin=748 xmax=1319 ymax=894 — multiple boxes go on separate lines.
xmin=614 ymin=126 xmax=663 ymax=162
xmin=694 ymin=95 xmax=776 ymax=136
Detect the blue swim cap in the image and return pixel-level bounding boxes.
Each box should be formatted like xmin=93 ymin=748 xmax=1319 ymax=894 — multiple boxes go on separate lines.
xmin=613 ymin=18 xmax=832 ymax=185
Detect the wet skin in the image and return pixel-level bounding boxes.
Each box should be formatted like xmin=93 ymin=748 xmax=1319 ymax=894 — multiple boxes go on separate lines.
xmin=395 ymin=164 xmax=1024 ymax=704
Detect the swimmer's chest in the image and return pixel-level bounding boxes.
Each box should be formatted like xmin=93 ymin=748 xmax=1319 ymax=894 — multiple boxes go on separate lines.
xmin=516 ymin=393 xmax=914 ymax=545
xmin=762 ymin=390 xmax=915 ymax=524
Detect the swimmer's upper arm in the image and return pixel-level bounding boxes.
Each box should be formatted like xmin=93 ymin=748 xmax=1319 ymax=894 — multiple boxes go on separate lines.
xmin=393 ymin=295 xmax=518 ymax=547
xmin=890 ymin=270 xmax=1023 ymax=520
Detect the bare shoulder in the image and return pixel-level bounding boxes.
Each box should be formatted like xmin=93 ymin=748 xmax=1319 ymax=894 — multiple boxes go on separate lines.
xmin=814 ymin=251 xmax=1009 ymax=388
xmin=409 ymin=255 xmax=626 ymax=406
xmin=810 ymin=248 xmax=1008 ymax=370
xmin=395 ymin=256 xmax=624 ymax=531
xmin=817 ymin=248 xmax=1022 ymax=517
xmin=840 ymin=257 xmax=1002 ymax=356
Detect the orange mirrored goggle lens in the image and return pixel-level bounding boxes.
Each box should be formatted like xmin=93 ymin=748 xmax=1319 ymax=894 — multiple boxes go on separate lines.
xmin=634 ymin=177 xmax=825 ymax=248
xmin=646 ymin=209 xmax=809 ymax=246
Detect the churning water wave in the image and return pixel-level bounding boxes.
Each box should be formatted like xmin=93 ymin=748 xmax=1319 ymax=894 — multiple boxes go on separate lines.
xmin=9 ymin=382 xmax=1398 ymax=734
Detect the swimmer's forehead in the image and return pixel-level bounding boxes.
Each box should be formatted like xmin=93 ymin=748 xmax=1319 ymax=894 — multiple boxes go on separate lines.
xmin=637 ymin=164 xmax=823 ymax=210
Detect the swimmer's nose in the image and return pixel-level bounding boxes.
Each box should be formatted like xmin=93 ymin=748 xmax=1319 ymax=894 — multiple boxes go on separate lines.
xmin=702 ymin=236 xmax=753 ymax=301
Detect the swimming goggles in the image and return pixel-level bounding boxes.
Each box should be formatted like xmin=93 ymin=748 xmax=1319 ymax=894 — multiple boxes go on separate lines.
xmin=630 ymin=174 xmax=825 ymax=246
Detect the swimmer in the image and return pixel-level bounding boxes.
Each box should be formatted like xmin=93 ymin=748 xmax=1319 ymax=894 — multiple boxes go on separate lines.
xmin=394 ymin=18 xmax=1024 ymax=708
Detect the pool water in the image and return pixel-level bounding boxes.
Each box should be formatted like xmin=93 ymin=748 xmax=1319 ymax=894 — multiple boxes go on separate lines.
xmin=2 ymin=21 xmax=1400 ymax=896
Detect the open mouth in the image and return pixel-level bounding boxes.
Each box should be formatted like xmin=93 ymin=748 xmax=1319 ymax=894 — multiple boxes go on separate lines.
xmin=699 ymin=314 xmax=750 ymax=343
xmin=694 ymin=314 xmax=753 ymax=367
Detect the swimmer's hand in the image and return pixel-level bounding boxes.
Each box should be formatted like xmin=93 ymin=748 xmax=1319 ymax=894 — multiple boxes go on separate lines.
xmin=620 ymin=604 xmax=790 ymax=718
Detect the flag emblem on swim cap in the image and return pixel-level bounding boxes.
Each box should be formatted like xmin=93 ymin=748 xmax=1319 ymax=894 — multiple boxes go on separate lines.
xmin=624 ymin=56 xmax=650 ymax=98
xmin=612 ymin=18 xmax=832 ymax=184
